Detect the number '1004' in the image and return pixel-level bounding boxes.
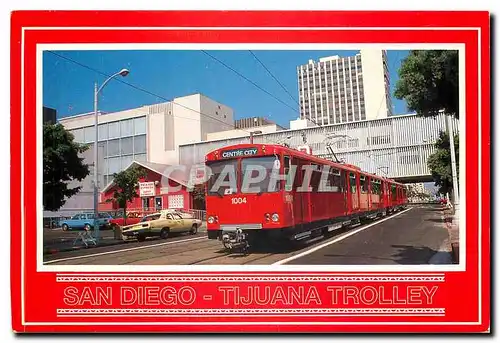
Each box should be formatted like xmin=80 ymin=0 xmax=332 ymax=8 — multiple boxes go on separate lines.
xmin=231 ymin=197 xmax=247 ymax=204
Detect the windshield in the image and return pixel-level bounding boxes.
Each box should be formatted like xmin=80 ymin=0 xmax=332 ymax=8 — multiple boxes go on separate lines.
xmin=241 ymin=156 xmax=280 ymax=193
xmin=141 ymin=214 xmax=161 ymax=222
xmin=206 ymin=160 xmax=238 ymax=196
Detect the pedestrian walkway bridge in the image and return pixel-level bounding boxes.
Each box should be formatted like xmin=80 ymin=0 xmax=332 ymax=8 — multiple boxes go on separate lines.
xmin=179 ymin=113 xmax=460 ymax=183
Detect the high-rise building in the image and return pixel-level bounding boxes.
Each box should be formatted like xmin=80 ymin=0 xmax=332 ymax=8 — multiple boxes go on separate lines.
xmin=297 ymin=49 xmax=393 ymax=125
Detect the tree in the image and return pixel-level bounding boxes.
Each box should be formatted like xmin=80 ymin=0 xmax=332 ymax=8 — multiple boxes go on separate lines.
xmin=109 ymin=166 xmax=147 ymax=225
xmin=394 ymin=50 xmax=459 ymax=119
xmin=191 ymin=184 xmax=206 ymax=210
xmin=427 ymin=131 xmax=459 ymax=196
xmin=43 ymin=123 xmax=90 ymax=211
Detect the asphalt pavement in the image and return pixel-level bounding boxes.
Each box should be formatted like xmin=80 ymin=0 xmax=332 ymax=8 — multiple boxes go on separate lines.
xmin=280 ymin=205 xmax=450 ymax=265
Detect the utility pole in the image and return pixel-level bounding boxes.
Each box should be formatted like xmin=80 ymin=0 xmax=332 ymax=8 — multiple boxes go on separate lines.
xmin=249 ymin=130 xmax=262 ymax=144
xmin=446 ymin=114 xmax=459 ymax=212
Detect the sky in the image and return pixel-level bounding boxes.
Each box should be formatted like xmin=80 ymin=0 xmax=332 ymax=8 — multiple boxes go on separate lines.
xmin=43 ymin=49 xmax=410 ymax=129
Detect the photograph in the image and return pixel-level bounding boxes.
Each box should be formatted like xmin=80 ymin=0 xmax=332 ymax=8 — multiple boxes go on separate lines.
xmin=41 ymin=48 xmax=462 ymax=268
xmin=10 ymin=9 xmax=490 ymax=333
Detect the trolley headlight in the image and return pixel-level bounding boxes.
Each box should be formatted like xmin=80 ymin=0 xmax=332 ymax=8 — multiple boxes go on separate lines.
xmin=208 ymin=216 xmax=215 ymax=224
xmin=271 ymin=213 xmax=279 ymax=222
xmin=264 ymin=213 xmax=271 ymax=222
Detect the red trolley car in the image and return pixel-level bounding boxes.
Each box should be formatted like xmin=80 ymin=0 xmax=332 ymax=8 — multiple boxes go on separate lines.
xmin=205 ymin=143 xmax=408 ymax=246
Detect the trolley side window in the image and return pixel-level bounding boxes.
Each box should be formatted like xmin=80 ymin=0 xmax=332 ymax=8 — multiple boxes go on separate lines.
xmin=360 ymin=175 xmax=369 ymax=194
xmin=310 ymin=163 xmax=322 ymax=192
xmin=284 ymin=155 xmax=293 ymax=191
xmin=326 ymin=168 xmax=343 ymax=193
xmin=349 ymin=172 xmax=357 ymax=194
xmin=391 ymin=184 xmax=397 ymax=200
xmin=206 ymin=160 xmax=238 ymax=196
xmin=371 ymin=179 xmax=381 ymax=194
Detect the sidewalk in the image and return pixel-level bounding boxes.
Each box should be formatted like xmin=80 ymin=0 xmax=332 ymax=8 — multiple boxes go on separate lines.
xmin=443 ymin=206 xmax=460 ymax=263
xmin=43 ymin=234 xmax=126 ymax=255
xmin=43 ymin=224 xmax=207 ymax=255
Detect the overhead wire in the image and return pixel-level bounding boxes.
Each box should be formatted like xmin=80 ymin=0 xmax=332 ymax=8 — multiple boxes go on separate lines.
xmin=200 ymin=50 xmax=300 ymax=115
xmin=248 ymin=50 xmax=299 ymax=106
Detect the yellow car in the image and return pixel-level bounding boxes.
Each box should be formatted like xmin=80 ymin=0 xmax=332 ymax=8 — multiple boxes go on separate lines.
xmin=121 ymin=210 xmax=202 ymax=242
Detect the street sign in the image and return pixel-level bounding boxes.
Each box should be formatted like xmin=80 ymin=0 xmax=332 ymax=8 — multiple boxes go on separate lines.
xmin=139 ymin=182 xmax=155 ymax=197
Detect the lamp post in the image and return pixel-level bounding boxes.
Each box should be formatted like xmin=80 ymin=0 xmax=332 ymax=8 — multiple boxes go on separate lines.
xmin=93 ymin=68 xmax=130 ymax=243
xmin=249 ymin=130 xmax=262 ymax=144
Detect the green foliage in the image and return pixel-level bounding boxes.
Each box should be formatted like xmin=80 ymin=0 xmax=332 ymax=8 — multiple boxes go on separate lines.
xmin=427 ymin=131 xmax=459 ymax=196
xmin=43 ymin=123 xmax=90 ymax=211
xmin=110 ymin=166 xmax=147 ymax=224
xmin=394 ymin=50 xmax=459 ymax=119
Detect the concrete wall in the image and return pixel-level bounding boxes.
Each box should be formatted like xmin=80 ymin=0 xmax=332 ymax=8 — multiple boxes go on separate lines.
xmin=206 ymin=124 xmax=279 ymax=141
xmin=360 ymin=49 xmax=390 ymax=120
xmin=199 ymin=94 xmax=234 ymax=140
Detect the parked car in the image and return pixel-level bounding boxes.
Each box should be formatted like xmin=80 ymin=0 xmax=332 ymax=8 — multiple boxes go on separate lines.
xmin=60 ymin=212 xmax=112 ymax=231
xmin=109 ymin=211 xmax=144 ymax=230
xmin=121 ymin=209 xmax=202 ymax=242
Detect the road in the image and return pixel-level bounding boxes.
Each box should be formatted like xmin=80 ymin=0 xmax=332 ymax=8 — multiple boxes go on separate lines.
xmin=44 ymin=205 xmax=451 ymax=266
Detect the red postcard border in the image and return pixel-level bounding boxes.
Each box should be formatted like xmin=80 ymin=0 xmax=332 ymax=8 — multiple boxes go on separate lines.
xmin=10 ymin=11 xmax=490 ymax=333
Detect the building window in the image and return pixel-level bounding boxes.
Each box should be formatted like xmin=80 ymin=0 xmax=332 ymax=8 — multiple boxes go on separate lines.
xmin=107 ymin=156 xmax=121 ymax=174
xmin=70 ymin=128 xmax=84 ymax=143
xmin=120 ymin=119 xmax=134 ymax=137
xmin=134 ymin=135 xmax=147 ymax=154
xmin=108 ymin=121 xmax=120 ymax=139
xmin=83 ymin=126 xmax=95 ymax=143
xmin=120 ymin=137 xmax=133 ymax=155
xmin=134 ymin=153 xmax=147 ymax=162
xmin=98 ymin=123 xmax=108 ymax=141
xmin=134 ymin=116 xmax=146 ymax=135
xmin=121 ymin=155 xmax=133 ymax=170
xmin=168 ymin=194 xmax=185 ymax=209
xmin=107 ymin=139 xmax=120 ymax=157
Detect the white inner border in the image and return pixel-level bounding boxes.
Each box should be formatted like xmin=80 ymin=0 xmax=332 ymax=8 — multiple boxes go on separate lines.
xmin=37 ymin=42 xmax=466 ymax=273
xmin=20 ymin=26 xmax=480 ymax=326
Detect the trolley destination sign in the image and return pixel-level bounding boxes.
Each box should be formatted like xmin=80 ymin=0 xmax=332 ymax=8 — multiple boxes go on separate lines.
xmin=221 ymin=147 xmax=259 ymax=159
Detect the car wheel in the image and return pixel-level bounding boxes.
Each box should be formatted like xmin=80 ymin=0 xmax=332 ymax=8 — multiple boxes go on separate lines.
xmin=84 ymin=224 xmax=92 ymax=231
xmin=62 ymin=224 xmax=69 ymax=231
xmin=190 ymin=224 xmax=198 ymax=235
xmin=137 ymin=234 xmax=146 ymax=242
xmin=160 ymin=228 xmax=170 ymax=239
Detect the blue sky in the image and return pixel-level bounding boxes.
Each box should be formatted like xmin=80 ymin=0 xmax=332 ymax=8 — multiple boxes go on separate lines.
xmin=43 ymin=50 xmax=410 ymax=128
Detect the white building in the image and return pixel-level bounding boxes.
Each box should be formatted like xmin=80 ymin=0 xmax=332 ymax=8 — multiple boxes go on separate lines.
xmin=289 ymin=118 xmax=319 ymax=130
xmin=297 ymin=49 xmax=393 ymax=125
xmin=206 ymin=123 xmax=282 ymax=141
xmin=57 ymin=93 xmax=233 ymax=211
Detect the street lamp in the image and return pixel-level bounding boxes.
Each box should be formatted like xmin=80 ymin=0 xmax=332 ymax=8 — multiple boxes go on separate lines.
xmin=93 ymin=68 xmax=130 ymax=243
xmin=249 ymin=130 xmax=263 ymax=144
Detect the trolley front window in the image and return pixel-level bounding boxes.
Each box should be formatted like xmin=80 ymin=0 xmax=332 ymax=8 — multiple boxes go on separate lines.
xmin=240 ymin=156 xmax=281 ymax=194
xmin=206 ymin=160 xmax=238 ymax=196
